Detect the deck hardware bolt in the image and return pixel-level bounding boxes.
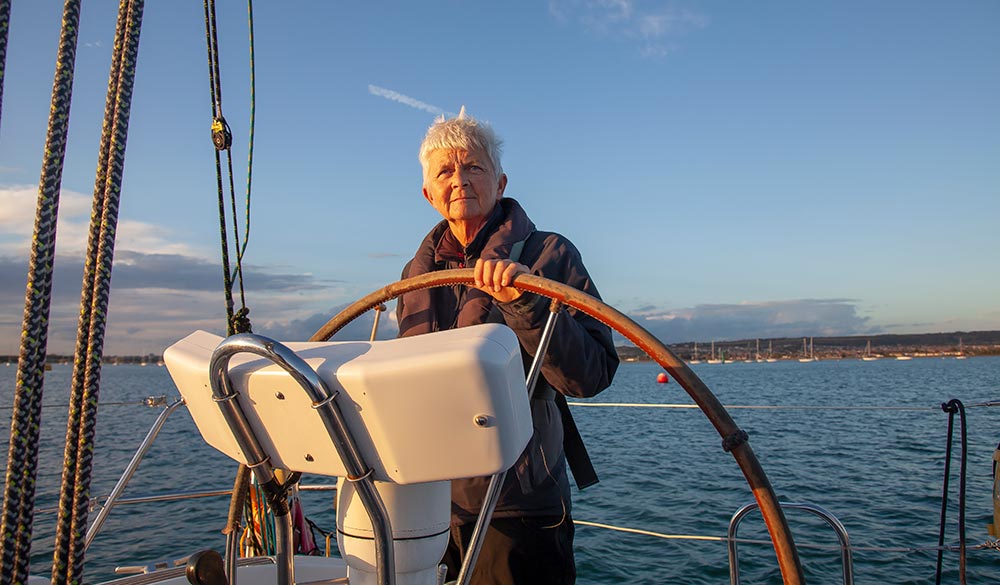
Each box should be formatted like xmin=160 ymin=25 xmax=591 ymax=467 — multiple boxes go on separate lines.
xmin=305 ymin=454 xmax=314 ymax=462
xmin=275 ymin=391 xmax=285 ymax=400
xmin=474 ymin=415 xmax=489 ymax=427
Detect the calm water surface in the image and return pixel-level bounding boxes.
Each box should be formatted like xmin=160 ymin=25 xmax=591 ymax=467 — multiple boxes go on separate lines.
xmin=2 ymin=356 xmax=998 ymax=583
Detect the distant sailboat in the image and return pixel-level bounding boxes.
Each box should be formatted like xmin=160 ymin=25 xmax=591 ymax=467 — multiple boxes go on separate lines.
xmin=862 ymin=340 xmax=878 ymax=361
xmin=956 ymin=337 xmax=967 ymax=360
xmin=798 ymin=337 xmax=815 ymax=363
xmin=707 ymin=340 xmax=722 ymax=364
xmin=689 ymin=342 xmax=701 ymax=364
xmin=766 ymin=340 xmax=777 ymax=362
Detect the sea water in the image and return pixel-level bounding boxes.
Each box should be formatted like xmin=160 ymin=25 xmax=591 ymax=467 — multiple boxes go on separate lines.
xmin=2 ymin=356 xmax=998 ymax=583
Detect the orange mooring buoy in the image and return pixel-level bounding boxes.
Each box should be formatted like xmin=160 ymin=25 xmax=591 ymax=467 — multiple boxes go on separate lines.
xmin=656 ymin=372 xmax=669 ymax=384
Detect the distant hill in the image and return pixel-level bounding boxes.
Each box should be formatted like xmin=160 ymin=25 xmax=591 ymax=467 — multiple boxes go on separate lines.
xmin=616 ymin=330 xmax=1000 ymax=362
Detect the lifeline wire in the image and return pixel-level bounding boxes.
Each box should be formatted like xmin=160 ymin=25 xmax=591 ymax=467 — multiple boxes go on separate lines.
xmin=51 ymin=2 xmax=145 ymax=581
xmin=1 ymin=2 xmax=82 ymax=583
xmin=574 ymin=519 xmax=997 ymax=554
xmin=0 ymin=399 xmax=170 ymax=411
xmin=566 ymin=402 xmax=996 ymax=412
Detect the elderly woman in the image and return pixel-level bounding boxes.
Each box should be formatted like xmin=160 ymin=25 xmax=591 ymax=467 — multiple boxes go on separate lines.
xmin=396 ymin=109 xmax=619 ymax=584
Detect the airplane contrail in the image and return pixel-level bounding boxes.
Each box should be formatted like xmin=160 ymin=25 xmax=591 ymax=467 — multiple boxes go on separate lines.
xmin=367 ymin=85 xmax=455 ymax=117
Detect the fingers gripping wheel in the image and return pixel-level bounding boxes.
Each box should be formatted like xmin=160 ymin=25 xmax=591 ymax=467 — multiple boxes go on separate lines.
xmin=310 ymin=268 xmax=806 ymax=584
xmin=185 ymin=549 xmax=227 ymax=585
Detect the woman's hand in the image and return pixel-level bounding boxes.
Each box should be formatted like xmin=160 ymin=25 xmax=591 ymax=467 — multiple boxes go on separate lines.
xmin=474 ymin=258 xmax=528 ymax=303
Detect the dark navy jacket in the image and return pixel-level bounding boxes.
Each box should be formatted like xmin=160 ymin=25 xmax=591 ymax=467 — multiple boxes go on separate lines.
xmin=397 ymin=198 xmax=619 ymax=522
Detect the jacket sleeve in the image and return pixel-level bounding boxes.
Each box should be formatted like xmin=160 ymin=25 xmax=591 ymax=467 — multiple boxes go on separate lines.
xmin=496 ymin=234 xmax=619 ymax=398
xmin=395 ymin=258 xmax=412 ymax=333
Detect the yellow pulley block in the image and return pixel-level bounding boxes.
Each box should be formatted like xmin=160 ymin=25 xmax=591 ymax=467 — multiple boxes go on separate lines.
xmin=211 ymin=116 xmax=232 ymax=150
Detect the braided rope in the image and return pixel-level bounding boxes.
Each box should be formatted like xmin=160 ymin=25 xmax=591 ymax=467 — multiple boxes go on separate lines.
xmin=0 ymin=2 xmax=82 ymax=583
xmin=50 ymin=1 xmax=129 ymax=579
xmin=240 ymin=0 xmax=255 ymax=267
xmin=0 ymin=0 xmax=10 ymax=132
xmin=203 ymin=0 xmax=238 ymax=334
xmin=229 ymin=0 xmax=256 ymax=321
xmin=50 ymin=3 xmax=145 ymax=583
xmin=210 ymin=3 xmax=259 ymax=567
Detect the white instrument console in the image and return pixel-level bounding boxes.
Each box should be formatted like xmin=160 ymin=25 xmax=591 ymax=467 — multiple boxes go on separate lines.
xmin=163 ymin=323 xmax=533 ymax=485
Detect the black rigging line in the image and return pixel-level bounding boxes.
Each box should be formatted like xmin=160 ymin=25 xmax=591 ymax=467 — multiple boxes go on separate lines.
xmin=0 ymin=0 xmax=10 ymax=135
xmin=1 ymin=2 xmax=83 ymax=583
xmin=203 ymin=0 xmax=237 ymax=335
xmin=242 ymin=0 xmax=255 ymax=265
xmin=51 ymin=1 xmax=145 ymax=583
xmin=935 ymin=399 xmax=968 ymax=585
xmin=202 ymin=2 xmax=258 ymax=573
xmin=203 ymin=0 xmax=255 ymax=336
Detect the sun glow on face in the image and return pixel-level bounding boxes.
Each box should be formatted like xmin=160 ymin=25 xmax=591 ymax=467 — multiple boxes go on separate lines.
xmin=423 ymin=148 xmax=507 ymax=244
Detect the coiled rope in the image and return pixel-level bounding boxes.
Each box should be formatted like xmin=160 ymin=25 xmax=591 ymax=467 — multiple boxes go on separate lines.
xmin=49 ymin=2 xmax=145 ymax=582
xmin=1 ymin=1 xmax=83 ymax=582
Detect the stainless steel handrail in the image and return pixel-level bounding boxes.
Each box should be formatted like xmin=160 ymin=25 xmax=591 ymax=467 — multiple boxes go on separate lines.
xmin=729 ymin=501 xmax=854 ymax=585
xmin=209 ymin=333 xmax=395 ymax=585
xmin=84 ymin=397 xmax=186 ymax=551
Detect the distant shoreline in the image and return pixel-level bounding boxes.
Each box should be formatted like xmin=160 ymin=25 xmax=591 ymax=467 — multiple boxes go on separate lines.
xmin=616 ymin=329 xmax=1000 ymax=362
xmin=6 ymin=329 xmax=998 ymax=366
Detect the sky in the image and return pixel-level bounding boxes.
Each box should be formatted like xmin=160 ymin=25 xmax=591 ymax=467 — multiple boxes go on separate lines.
xmin=0 ymin=1 xmax=998 ymax=356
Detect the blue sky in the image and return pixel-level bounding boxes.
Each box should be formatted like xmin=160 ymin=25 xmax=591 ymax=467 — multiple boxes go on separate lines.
xmin=1 ymin=1 xmax=998 ymax=355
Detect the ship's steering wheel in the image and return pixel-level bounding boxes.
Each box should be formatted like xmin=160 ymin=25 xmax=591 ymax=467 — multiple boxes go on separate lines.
xmin=310 ymin=269 xmax=805 ymax=584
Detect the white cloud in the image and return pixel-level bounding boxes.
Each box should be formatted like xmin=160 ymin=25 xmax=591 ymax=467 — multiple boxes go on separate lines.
xmin=0 ymin=185 xmax=207 ymax=259
xmin=626 ymin=298 xmax=875 ymax=342
xmin=549 ymin=0 xmax=708 ymax=57
xmin=0 ymin=185 xmax=348 ymax=355
xmin=0 ymin=184 xmax=90 ymax=231
xmin=0 ymin=262 xmax=355 ymax=355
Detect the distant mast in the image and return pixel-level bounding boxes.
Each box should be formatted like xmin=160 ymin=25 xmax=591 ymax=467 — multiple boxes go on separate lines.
xmin=799 ymin=337 xmax=815 ymax=363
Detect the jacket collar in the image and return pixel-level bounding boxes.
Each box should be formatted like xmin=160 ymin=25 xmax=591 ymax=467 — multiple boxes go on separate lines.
xmin=432 ymin=198 xmax=535 ymax=266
